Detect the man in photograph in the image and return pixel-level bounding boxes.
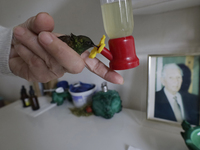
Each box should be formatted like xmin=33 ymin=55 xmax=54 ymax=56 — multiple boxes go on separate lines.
xmin=154 ymin=63 xmax=199 ymax=125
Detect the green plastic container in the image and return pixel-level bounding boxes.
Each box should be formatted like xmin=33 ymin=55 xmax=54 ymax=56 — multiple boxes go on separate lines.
xmin=181 ymin=120 xmax=200 ymax=150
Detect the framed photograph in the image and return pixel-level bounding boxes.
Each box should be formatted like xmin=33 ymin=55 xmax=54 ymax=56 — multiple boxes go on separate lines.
xmin=147 ymin=53 xmax=200 ymax=125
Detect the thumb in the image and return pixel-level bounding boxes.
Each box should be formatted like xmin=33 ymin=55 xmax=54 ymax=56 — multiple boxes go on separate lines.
xmin=19 ymin=12 xmax=54 ymax=34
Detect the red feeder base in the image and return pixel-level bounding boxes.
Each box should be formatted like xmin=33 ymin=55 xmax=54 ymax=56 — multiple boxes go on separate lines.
xmin=108 ymin=36 xmax=139 ymax=70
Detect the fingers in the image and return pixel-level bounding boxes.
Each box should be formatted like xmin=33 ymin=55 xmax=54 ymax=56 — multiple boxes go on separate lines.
xmin=12 ymin=12 xmax=54 ymax=46
xmin=81 ymin=51 xmax=124 ymax=85
xmin=13 ymin=26 xmax=47 ymax=59
xmin=20 ymin=12 xmax=54 ymax=34
xmin=14 ymin=25 xmax=67 ymax=73
xmin=11 ymin=44 xmax=65 ymax=82
xmin=38 ymin=31 xmax=85 ymax=74
xmin=13 ymin=14 xmax=85 ymax=79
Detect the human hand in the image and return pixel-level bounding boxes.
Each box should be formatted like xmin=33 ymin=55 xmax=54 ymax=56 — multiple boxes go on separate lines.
xmin=10 ymin=12 xmax=124 ymax=84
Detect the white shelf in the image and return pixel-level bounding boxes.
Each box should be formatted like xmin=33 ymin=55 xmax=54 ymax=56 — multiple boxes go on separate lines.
xmin=0 ymin=96 xmax=187 ymax=150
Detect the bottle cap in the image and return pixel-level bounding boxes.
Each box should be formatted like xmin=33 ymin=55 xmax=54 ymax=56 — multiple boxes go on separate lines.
xmin=55 ymin=87 xmax=64 ymax=93
xmin=101 ymin=82 xmax=108 ymax=92
xmin=21 ymin=85 xmax=26 ymax=94
xmin=29 ymin=86 xmax=35 ymax=96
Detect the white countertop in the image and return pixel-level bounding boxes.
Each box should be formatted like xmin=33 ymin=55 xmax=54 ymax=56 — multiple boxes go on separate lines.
xmin=0 ymin=96 xmax=188 ymax=150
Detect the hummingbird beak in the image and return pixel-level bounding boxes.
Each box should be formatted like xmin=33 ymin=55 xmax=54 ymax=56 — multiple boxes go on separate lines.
xmin=93 ymin=44 xmax=99 ymax=48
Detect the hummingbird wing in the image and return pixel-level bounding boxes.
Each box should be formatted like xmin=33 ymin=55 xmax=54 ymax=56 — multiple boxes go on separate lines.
xmin=58 ymin=35 xmax=71 ymax=44
xmin=58 ymin=34 xmax=96 ymax=55
xmin=58 ymin=35 xmax=76 ymax=50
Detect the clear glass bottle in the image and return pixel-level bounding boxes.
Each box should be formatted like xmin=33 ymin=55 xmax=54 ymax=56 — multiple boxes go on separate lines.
xmin=100 ymin=0 xmax=134 ymax=39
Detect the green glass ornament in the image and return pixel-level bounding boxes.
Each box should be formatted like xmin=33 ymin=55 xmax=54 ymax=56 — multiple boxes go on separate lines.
xmin=92 ymin=82 xmax=122 ymax=119
xmin=181 ymin=120 xmax=200 ymax=150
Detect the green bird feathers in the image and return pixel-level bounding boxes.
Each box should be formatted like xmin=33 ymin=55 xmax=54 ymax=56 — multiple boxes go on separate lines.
xmin=58 ymin=33 xmax=96 ymax=55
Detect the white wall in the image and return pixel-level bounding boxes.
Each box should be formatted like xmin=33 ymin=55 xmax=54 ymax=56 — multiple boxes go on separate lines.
xmin=0 ymin=0 xmax=199 ymax=111
xmin=131 ymin=6 xmax=200 ymax=111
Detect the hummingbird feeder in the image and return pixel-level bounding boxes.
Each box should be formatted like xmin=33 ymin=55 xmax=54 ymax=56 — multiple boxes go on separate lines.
xmin=89 ymin=0 xmax=139 ymax=70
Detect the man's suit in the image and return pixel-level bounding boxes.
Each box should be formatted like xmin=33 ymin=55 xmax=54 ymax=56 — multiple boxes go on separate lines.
xmin=155 ymin=88 xmax=199 ymax=125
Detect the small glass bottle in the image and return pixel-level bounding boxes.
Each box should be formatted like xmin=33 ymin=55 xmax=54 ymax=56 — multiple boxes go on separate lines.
xmin=20 ymin=86 xmax=30 ymax=107
xmin=29 ymin=86 xmax=40 ymax=111
xmin=0 ymin=96 xmax=5 ymax=108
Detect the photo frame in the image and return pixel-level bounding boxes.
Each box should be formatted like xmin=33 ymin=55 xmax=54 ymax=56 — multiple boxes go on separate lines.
xmin=147 ymin=53 xmax=200 ymax=126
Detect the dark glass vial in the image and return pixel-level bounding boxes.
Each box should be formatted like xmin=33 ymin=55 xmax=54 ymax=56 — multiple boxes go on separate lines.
xmin=20 ymin=86 xmax=30 ymax=107
xmin=29 ymin=86 xmax=40 ymax=111
xmin=0 ymin=97 xmax=5 ymax=108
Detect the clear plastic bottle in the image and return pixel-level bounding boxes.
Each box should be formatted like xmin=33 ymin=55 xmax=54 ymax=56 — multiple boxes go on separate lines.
xmin=100 ymin=0 xmax=134 ymax=39
xmin=99 ymin=0 xmax=139 ymax=70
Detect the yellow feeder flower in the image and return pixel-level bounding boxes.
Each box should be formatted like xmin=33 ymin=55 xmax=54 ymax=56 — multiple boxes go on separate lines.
xmin=89 ymin=35 xmax=106 ymax=59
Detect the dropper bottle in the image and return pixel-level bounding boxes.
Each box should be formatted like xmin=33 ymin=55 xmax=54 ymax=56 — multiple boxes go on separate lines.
xmin=29 ymin=86 xmax=40 ymax=111
xmin=20 ymin=85 xmax=30 ymax=107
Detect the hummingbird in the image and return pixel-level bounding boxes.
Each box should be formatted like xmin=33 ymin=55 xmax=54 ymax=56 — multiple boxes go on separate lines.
xmin=58 ymin=33 xmax=97 ymax=55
